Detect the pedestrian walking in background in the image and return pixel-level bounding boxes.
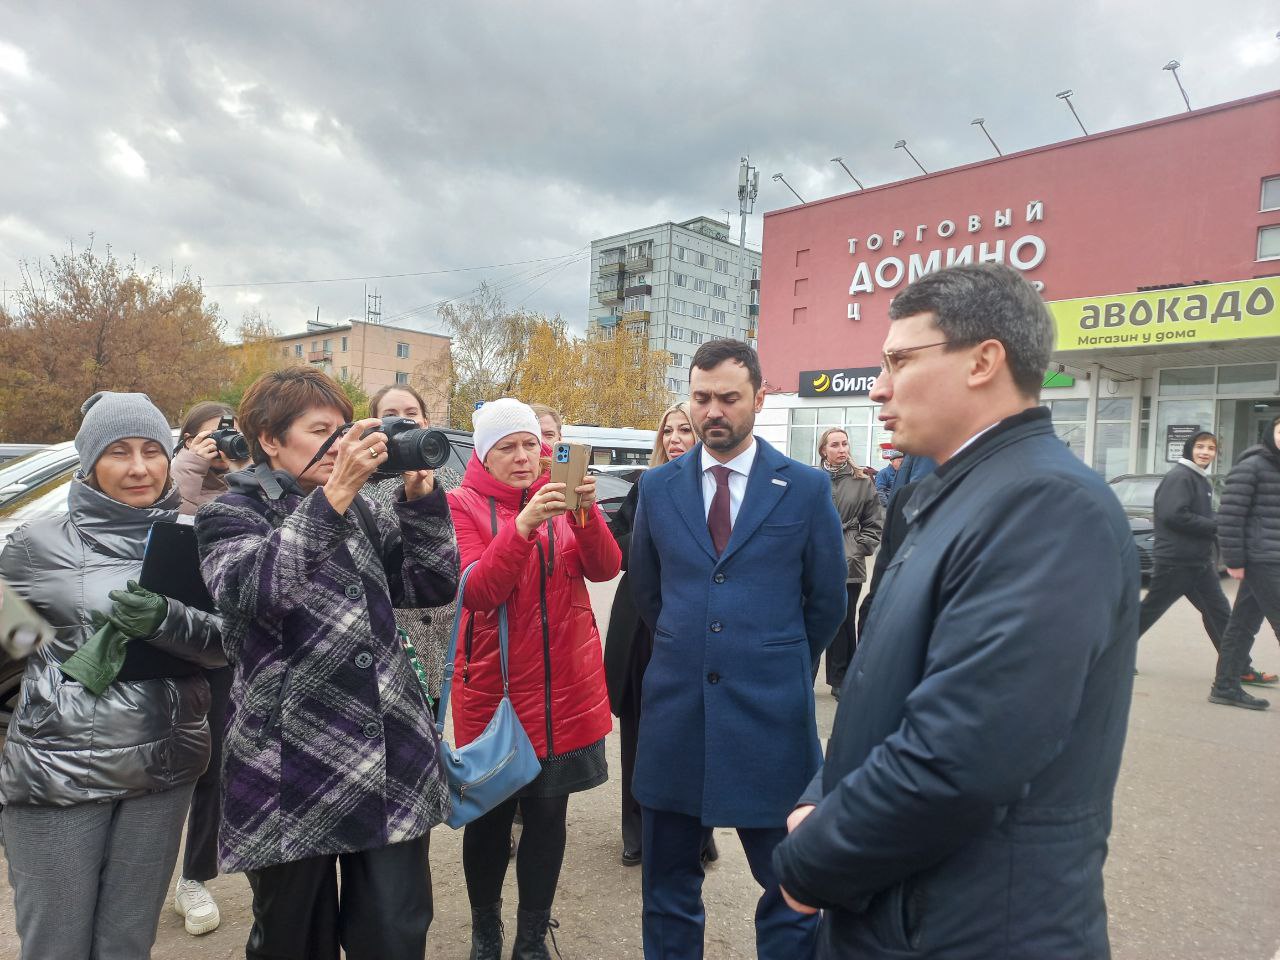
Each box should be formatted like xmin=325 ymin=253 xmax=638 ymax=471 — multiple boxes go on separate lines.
xmin=1137 ymin=432 xmax=1275 ymax=686
xmin=816 ymin=427 xmax=882 ymax=699
xmin=196 ymin=368 xmax=459 ymax=960
xmin=446 ymin=398 xmax=620 ymax=960
xmin=629 ymin=340 xmax=847 ymax=960
xmin=364 ymin=383 xmax=463 ymax=704
xmin=1210 ymin=414 xmax=1280 ymax=711
xmin=0 ymin=392 xmax=225 ymax=960
xmin=873 ymin=451 xmax=902 ymax=506
xmin=775 ymin=264 xmax=1140 ymax=958
xmin=604 ymin=402 xmax=716 ymax=869
xmin=170 ymin=399 xmax=247 ymax=936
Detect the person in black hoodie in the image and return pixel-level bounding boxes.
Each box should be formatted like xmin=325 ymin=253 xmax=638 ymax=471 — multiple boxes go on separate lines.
xmin=1210 ymin=414 xmax=1280 ymax=710
xmin=1136 ymin=432 xmax=1275 ymax=685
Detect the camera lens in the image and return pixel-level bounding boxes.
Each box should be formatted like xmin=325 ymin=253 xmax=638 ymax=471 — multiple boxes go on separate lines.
xmin=383 ymin=426 xmax=451 ymax=473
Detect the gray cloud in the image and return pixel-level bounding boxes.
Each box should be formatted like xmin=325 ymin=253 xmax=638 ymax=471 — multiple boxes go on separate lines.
xmin=0 ymin=1 xmax=1274 ymax=336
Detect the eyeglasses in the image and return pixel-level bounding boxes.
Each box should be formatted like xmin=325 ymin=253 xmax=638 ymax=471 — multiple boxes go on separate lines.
xmin=880 ymin=340 xmax=951 ymax=376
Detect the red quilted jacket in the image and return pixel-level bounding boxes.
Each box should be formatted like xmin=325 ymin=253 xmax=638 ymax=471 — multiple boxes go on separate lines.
xmin=446 ymin=453 xmax=619 ymax=757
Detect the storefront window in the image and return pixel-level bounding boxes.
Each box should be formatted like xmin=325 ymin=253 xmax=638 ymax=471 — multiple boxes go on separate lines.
xmin=1046 ymin=400 xmax=1087 ymax=460
xmin=789 ymin=406 xmax=873 ymax=465
xmin=1217 ymin=363 xmax=1278 ymax=395
xmin=1158 ymin=367 xmax=1214 ymax=396
xmin=1154 ymin=398 xmax=1215 ymax=470
xmin=1092 ymin=397 xmax=1133 ymax=479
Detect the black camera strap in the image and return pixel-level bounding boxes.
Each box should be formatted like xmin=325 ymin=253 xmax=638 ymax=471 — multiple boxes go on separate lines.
xmin=296 ymin=422 xmax=354 ymax=482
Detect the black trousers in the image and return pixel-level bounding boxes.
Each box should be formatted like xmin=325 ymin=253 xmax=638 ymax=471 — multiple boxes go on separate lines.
xmin=183 ymin=665 xmax=233 ymax=882
xmin=463 ymin=794 xmax=568 ymax=912
xmin=619 ymin=693 xmax=644 ymax=855
xmin=1138 ymin=562 xmax=1231 ymax=650
xmin=244 ymin=835 xmax=432 ymax=960
xmin=1215 ymin=563 xmax=1280 ymax=690
xmin=819 ymin=583 xmax=863 ymax=689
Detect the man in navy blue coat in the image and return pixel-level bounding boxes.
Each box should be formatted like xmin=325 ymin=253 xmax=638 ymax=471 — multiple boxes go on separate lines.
xmin=774 ymin=264 xmax=1140 ymax=959
xmin=629 ymin=339 xmax=847 ymax=960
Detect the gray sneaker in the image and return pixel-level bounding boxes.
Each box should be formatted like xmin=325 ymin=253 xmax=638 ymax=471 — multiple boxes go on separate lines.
xmin=1207 ymin=687 xmax=1270 ymax=711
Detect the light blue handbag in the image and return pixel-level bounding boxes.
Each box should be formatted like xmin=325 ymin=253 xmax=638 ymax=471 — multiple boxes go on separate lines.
xmin=436 ymin=561 xmax=541 ymax=828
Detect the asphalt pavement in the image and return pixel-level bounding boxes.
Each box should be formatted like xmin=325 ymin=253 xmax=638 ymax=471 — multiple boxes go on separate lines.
xmin=1 ymin=575 xmax=1277 ymax=959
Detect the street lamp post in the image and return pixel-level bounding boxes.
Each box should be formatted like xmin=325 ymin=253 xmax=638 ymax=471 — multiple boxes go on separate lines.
xmin=771 ymin=172 xmax=806 ymax=205
xmin=1163 ymin=60 xmax=1192 ymax=112
xmin=1055 ymin=89 xmax=1089 ymax=136
xmin=894 ymin=139 xmax=928 ymax=175
xmin=829 ymin=156 xmax=865 ymax=189
xmin=970 ymin=118 xmax=1002 ymax=156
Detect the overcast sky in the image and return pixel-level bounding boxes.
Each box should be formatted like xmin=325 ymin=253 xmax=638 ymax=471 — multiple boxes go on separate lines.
xmin=0 ymin=2 xmax=1275 ymax=339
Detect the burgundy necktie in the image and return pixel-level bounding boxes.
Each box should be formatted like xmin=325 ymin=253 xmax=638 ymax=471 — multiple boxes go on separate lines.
xmin=707 ymin=465 xmax=733 ymax=555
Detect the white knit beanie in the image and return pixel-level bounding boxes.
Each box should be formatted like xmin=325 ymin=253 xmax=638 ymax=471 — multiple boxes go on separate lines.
xmin=472 ymin=398 xmax=542 ymax=462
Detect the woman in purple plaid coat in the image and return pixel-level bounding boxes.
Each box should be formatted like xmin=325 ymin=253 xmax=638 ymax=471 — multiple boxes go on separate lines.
xmin=195 ymin=368 xmax=459 ymax=960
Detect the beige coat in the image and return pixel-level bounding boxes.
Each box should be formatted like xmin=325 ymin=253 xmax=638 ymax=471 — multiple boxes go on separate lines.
xmin=827 ymin=461 xmax=884 ymax=582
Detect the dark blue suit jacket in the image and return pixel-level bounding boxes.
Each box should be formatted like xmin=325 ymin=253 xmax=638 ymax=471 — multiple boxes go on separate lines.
xmin=629 ymin=437 xmax=847 ymax=827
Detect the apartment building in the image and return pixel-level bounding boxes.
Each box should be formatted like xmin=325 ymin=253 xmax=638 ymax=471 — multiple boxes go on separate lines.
xmin=587 ymin=217 xmax=762 ymax=395
xmin=274 ymin=318 xmax=452 ymax=424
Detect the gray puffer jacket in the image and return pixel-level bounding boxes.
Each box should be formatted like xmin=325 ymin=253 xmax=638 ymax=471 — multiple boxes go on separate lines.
xmin=0 ymin=479 xmax=224 ymax=806
xmin=1217 ymin=444 xmax=1280 ymax=569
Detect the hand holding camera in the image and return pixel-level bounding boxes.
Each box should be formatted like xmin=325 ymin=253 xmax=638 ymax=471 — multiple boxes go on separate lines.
xmin=324 ymin=418 xmax=389 ymax=514
xmin=190 ymin=416 xmax=250 ymax=470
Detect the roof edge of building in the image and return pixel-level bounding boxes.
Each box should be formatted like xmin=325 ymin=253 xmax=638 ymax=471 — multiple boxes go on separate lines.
xmin=764 ymin=87 xmax=1280 ymax=219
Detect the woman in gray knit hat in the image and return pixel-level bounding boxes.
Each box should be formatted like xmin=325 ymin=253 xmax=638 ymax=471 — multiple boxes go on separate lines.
xmin=0 ymin=391 xmax=225 ymax=960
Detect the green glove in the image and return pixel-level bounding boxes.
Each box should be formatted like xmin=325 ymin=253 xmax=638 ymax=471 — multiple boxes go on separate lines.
xmin=60 ymin=616 xmax=129 ymax=695
xmin=106 ymin=581 xmax=168 ymax=640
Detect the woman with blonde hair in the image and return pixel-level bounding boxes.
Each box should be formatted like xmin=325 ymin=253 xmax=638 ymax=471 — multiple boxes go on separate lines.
xmin=603 ymin=402 xmax=716 ymax=866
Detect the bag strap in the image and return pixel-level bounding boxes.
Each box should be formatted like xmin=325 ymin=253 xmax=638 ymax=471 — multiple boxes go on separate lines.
xmin=436 ymin=561 xmax=510 ymax=736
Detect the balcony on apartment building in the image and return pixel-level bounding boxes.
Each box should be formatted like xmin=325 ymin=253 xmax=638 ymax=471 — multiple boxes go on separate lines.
xmin=622 ymin=282 xmax=652 ymax=298
xmin=749 ymin=278 xmax=760 ymax=291
xmin=598 ymin=251 xmax=625 ymax=275
xmin=625 ymin=252 xmax=653 ymax=272
xmin=307 ymin=350 xmax=333 ymax=364
xmin=621 ymin=309 xmax=651 ymax=325
xmin=598 ymin=281 xmax=624 ymax=304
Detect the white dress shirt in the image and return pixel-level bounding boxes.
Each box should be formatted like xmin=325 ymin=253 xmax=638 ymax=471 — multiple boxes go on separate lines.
xmin=701 ymin=440 xmax=757 ymax=526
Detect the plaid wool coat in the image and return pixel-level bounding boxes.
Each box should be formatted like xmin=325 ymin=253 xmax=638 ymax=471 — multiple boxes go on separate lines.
xmin=196 ymin=468 xmax=459 ymax=873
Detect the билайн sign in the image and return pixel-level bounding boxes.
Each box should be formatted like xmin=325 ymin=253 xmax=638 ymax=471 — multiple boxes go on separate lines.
xmin=799 ymin=367 xmax=881 ymax=397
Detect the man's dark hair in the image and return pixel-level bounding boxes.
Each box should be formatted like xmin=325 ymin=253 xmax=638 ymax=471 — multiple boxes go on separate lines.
xmin=888 ymin=263 xmax=1054 ymax=397
xmin=238 ymin=367 xmax=354 ymax=463
xmin=690 ymin=339 xmax=762 ymax=392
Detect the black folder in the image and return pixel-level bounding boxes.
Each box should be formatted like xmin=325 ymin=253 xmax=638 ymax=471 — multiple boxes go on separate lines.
xmin=140 ymin=521 xmax=216 ymax=613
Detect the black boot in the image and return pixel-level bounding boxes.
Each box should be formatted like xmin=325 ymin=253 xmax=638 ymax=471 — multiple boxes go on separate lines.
xmin=511 ymin=908 xmax=560 ymax=960
xmin=469 ymin=900 xmax=504 ymax=960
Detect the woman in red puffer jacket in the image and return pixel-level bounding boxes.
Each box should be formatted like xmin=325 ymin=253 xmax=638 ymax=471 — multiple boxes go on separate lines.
xmin=446 ymin=398 xmax=619 ymax=959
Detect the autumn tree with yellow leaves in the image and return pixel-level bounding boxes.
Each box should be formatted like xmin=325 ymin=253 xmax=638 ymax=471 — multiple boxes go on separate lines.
xmin=433 ymin=284 xmax=669 ymax=431
xmin=0 ymin=242 xmax=232 ymax=442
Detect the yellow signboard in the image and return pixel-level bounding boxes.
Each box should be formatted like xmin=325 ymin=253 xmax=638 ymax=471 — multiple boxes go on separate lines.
xmin=1050 ymin=276 xmax=1280 ymax=352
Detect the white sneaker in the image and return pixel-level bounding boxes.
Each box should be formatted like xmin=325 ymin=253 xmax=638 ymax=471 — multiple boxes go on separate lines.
xmin=173 ymin=877 xmax=221 ymax=935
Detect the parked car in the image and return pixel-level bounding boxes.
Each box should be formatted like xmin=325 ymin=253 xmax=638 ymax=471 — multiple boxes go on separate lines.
xmin=0 ymin=443 xmax=48 ymax=465
xmin=0 ymin=427 xmax=633 ymax=741
xmin=1108 ymin=473 xmax=1225 ymax=580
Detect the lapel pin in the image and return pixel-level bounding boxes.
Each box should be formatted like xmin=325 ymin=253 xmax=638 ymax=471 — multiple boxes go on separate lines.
xmin=771 ymin=478 xmax=788 ymax=487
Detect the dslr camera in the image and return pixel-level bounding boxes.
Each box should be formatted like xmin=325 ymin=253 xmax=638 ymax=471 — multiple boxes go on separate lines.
xmin=209 ymin=416 xmax=250 ymax=462
xmin=363 ymin=416 xmax=452 ymax=475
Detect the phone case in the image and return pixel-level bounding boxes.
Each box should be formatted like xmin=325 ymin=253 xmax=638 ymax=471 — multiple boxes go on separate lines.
xmin=550 ymin=442 xmax=591 ymax=510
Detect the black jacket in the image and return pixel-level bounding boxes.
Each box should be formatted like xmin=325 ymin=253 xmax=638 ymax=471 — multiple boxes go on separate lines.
xmin=774 ymin=408 xmax=1139 ymax=959
xmin=1218 ymin=444 xmax=1280 ymax=569
xmin=1152 ymin=461 xmax=1217 ymax=566
xmin=603 ymin=482 xmax=645 ymax=714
